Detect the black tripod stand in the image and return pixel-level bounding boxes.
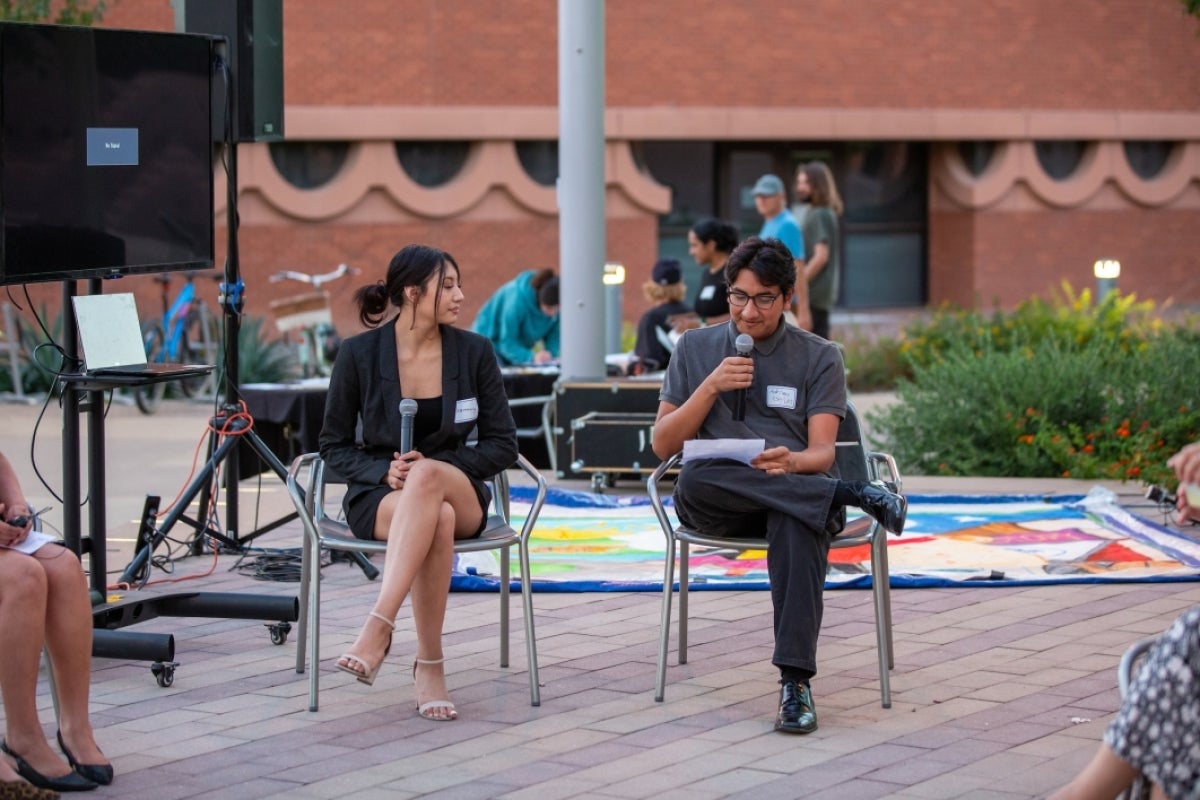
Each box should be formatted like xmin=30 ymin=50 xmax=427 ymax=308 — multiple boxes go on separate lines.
xmin=117 ymin=403 xmax=378 ymax=585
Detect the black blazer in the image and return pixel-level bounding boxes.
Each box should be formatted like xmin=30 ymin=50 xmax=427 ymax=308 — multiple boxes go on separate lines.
xmin=318 ymin=320 xmax=519 ymax=514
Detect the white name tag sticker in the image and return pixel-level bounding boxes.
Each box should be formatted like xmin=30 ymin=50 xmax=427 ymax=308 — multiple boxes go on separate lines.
xmin=766 ymin=385 xmax=797 ymax=410
xmin=455 ymin=397 xmax=479 ymax=423
xmin=699 ymin=285 xmax=716 ymax=300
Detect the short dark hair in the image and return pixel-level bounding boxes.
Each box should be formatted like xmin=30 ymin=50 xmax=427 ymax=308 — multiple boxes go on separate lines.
xmin=724 ymin=236 xmax=795 ymax=295
xmin=691 ymin=217 xmax=740 ymax=254
xmin=537 ymin=275 xmax=560 ymax=308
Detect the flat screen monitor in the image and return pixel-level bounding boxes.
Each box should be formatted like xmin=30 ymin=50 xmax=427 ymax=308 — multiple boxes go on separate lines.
xmin=0 ymin=22 xmax=215 ymax=285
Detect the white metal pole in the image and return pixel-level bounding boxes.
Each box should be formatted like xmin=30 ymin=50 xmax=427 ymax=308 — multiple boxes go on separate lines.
xmin=558 ymin=0 xmax=606 ymax=379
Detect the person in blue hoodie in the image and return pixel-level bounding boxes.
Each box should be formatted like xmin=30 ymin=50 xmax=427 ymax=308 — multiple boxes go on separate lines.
xmin=471 ymin=268 xmax=560 ymax=365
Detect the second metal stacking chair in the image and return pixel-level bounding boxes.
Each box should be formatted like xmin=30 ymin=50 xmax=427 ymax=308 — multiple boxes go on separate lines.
xmin=647 ymin=401 xmax=902 ymax=707
xmin=286 ymin=452 xmax=547 ymax=711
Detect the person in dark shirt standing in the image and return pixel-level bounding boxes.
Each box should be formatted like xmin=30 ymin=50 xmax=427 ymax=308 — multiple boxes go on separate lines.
xmin=688 ymin=217 xmax=740 ymax=325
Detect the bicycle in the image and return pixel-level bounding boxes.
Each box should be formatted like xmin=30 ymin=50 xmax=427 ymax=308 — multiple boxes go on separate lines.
xmin=134 ymin=272 xmax=222 ymax=414
xmin=268 ymin=263 xmax=357 ymax=378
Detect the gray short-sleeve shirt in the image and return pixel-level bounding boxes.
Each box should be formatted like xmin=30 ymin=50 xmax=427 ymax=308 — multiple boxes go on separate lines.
xmin=660 ymin=320 xmax=846 ymax=451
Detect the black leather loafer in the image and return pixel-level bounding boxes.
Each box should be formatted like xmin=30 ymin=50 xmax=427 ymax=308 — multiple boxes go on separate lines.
xmin=857 ymin=484 xmax=907 ymax=535
xmin=0 ymin=740 xmax=97 ymax=792
xmin=57 ymin=731 xmax=113 ymax=786
xmin=774 ymin=680 xmax=818 ymax=734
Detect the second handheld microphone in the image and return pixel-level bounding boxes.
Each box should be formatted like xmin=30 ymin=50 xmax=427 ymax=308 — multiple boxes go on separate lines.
xmin=732 ymin=333 xmax=753 ymax=422
xmin=399 ymin=398 xmax=418 ymax=454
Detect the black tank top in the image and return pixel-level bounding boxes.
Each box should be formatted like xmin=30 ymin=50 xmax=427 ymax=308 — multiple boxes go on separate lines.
xmin=412 ymin=396 xmax=441 ymax=447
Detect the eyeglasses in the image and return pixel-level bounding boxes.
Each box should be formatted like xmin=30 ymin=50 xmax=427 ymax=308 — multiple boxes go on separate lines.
xmin=727 ymin=289 xmax=782 ymax=309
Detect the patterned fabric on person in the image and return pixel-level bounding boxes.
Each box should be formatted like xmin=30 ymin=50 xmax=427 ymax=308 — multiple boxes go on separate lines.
xmin=1103 ymin=604 xmax=1200 ymax=800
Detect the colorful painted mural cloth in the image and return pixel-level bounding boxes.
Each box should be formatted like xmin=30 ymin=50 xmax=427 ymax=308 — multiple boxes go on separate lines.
xmin=449 ymin=486 xmax=1200 ymax=592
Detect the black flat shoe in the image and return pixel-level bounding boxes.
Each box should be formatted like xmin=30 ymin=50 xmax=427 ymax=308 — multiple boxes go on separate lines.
xmin=56 ymin=732 xmax=112 ymax=786
xmin=774 ymin=680 xmax=818 ymax=734
xmin=0 ymin=740 xmax=96 ymax=792
xmin=857 ymin=484 xmax=907 ymax=535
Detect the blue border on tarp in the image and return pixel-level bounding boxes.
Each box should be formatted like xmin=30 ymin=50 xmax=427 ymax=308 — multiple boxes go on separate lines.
xmin=451 ymin=571 xmax=1200 ymax=593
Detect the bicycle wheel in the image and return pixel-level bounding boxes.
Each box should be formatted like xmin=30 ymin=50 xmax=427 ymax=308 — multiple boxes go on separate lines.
xmin=134 ymin=321 xmax=167 ymax=415
xmin=179 ymin=302 xmax=220 ymax=398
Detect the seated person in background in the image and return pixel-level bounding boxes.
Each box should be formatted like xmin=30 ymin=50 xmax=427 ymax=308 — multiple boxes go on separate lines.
xmin=471 ymin=267 xmax=560 ymax=366
xmin=633 ymin=258 xmax=695 ymax=373
xmin=651 ymin=236 xmax=906 ymax=735
xmin=688 ymin=217 xmax=740 ymax=325
xmin=0 ymin=451 xmax=113 ymax=794
xmin=1050 ymin=439 xmax=1200 ymax=800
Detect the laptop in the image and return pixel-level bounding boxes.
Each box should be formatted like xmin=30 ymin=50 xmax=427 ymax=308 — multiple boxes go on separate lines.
xmin=71 ymin=292 xmax=214 ymax=380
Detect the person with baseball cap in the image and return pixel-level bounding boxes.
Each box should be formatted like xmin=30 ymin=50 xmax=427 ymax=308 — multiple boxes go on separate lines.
xmin=633 ymin=257 xmax=695 ymax=373
xmin=751 ymin=175 xmax=811 ymax=330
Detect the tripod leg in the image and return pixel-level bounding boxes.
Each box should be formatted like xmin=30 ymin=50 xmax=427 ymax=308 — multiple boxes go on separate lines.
xmin=118 ymin=430 xmax=245 ymax=585
xmin=237 ymin=430 xmax=379 ymax=580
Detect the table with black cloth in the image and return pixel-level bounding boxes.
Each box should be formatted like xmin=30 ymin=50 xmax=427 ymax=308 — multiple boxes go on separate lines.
xmin=237 ymin=369 xmax=558 ymax=474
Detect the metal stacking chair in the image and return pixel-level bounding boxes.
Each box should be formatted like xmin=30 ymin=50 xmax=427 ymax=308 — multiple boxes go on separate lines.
xmin=1115 ymin=635 xmax=1159 ymax=800
xmin=286 ymin=452 xmax=547 ymax=711
xmin=647 ymin=400 xmax=902 ymax=707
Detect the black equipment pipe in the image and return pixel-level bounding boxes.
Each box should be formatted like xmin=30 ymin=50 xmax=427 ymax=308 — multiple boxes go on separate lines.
xmin=92 ymin=630 xmax=175 ymax=663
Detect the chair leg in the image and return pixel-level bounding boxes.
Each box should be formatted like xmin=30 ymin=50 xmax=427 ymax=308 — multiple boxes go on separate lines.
xmin=881 ymin=546 xmax=895 ymax=669
xmin=307 ymin=539 xmax=323 ymax=712
xmin=655 ymin=535 xmax=677 ymax=702
xmin=517 ymin=539 xmax=540 ymax=706
xmin=499 ymin=545 xmax=510 ymax=669
xmin=44 ymin=649 xmax=60 ymax=727
xmin=679 ymin=541 xmax=689 ymax=665
xmin=295 ymin=535 xmax=311 ymax=675
xmin=870 ymin=531 xmax=892 ymax=708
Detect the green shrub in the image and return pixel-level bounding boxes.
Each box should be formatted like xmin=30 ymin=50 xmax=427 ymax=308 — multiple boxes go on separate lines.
xmin=235 ymin=316 xmax=298 ymax=385
xmin=869 ymin=325 xmax=1200 ymax=486
xmin=842 ymin=334 xmax=909 ymax=393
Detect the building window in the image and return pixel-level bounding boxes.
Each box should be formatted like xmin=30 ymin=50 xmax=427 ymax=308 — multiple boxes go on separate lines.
xmin=516 ymin=141 xmax=558 ymax=186
xmin=394 ymin=141 xmax=471 ymax=187
xmin=1123 ymin=141 xmax=1174 ymax=180
xmin=1034 ymin=141 xmax=1087 ymax=181
xmin=957 ymin=141 xmax=997 ymax=177
xmin=268 ymin=141 xmax=350 ymax=189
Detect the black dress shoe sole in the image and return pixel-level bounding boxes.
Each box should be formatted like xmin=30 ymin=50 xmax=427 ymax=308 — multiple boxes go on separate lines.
xmin=773 ymin=718 xmax=818 ymax=734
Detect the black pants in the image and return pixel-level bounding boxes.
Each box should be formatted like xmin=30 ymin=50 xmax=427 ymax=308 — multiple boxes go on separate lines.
xmin=809 ymin=306 xmax=830 ymax=340
xmin=672 ymin=459 xmax=836 ymax=674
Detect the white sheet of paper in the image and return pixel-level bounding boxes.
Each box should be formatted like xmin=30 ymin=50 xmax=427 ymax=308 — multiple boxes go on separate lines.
xmin=681 ymin=438 xmax=765 ymax=465
xmin=0 ymin=529 xmax=58 ymax=555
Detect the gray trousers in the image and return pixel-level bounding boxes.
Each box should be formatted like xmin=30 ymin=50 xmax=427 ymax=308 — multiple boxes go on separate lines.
xmin=672 ymin=459 xmax=836 ymax=674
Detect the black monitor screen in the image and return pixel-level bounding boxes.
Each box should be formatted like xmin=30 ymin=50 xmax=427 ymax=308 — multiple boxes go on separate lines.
xmin=0 ymin=22 xmax=214 ymax=285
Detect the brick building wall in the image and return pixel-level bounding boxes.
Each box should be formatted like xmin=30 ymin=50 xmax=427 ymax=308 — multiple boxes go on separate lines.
xmin=21 ymin=0 xmax=1194 ymax=347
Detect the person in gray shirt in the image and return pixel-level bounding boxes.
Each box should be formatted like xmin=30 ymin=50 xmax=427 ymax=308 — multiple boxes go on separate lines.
xmin=652 ymin=236 xmax=906 ymax=735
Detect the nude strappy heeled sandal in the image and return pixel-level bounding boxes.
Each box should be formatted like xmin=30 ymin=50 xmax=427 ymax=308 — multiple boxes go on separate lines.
xmin=336 ymin=611 xmax=394 ymax=686
xmin=413 ymin=657 xmax=458 ymax=720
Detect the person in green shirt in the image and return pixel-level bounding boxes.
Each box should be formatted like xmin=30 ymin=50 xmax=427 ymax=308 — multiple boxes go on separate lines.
xmin=796 ymin=162 xmax=843 ymax=341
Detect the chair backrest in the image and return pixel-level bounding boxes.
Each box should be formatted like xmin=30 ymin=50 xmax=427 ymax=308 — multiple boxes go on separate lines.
xmin=834 ymin=401 xmax=870 ymax=482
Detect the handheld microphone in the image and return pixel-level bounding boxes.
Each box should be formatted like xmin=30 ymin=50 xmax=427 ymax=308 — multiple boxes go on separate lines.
xmin=733 ymin=333 xmax=753 ymax=422
xmin=399 ymin=398 xmax=418 ymax=454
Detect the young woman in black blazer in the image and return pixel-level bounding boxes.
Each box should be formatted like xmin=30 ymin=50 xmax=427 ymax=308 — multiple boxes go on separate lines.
xmin=319 ymin=244 xmax=518 ymax=721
